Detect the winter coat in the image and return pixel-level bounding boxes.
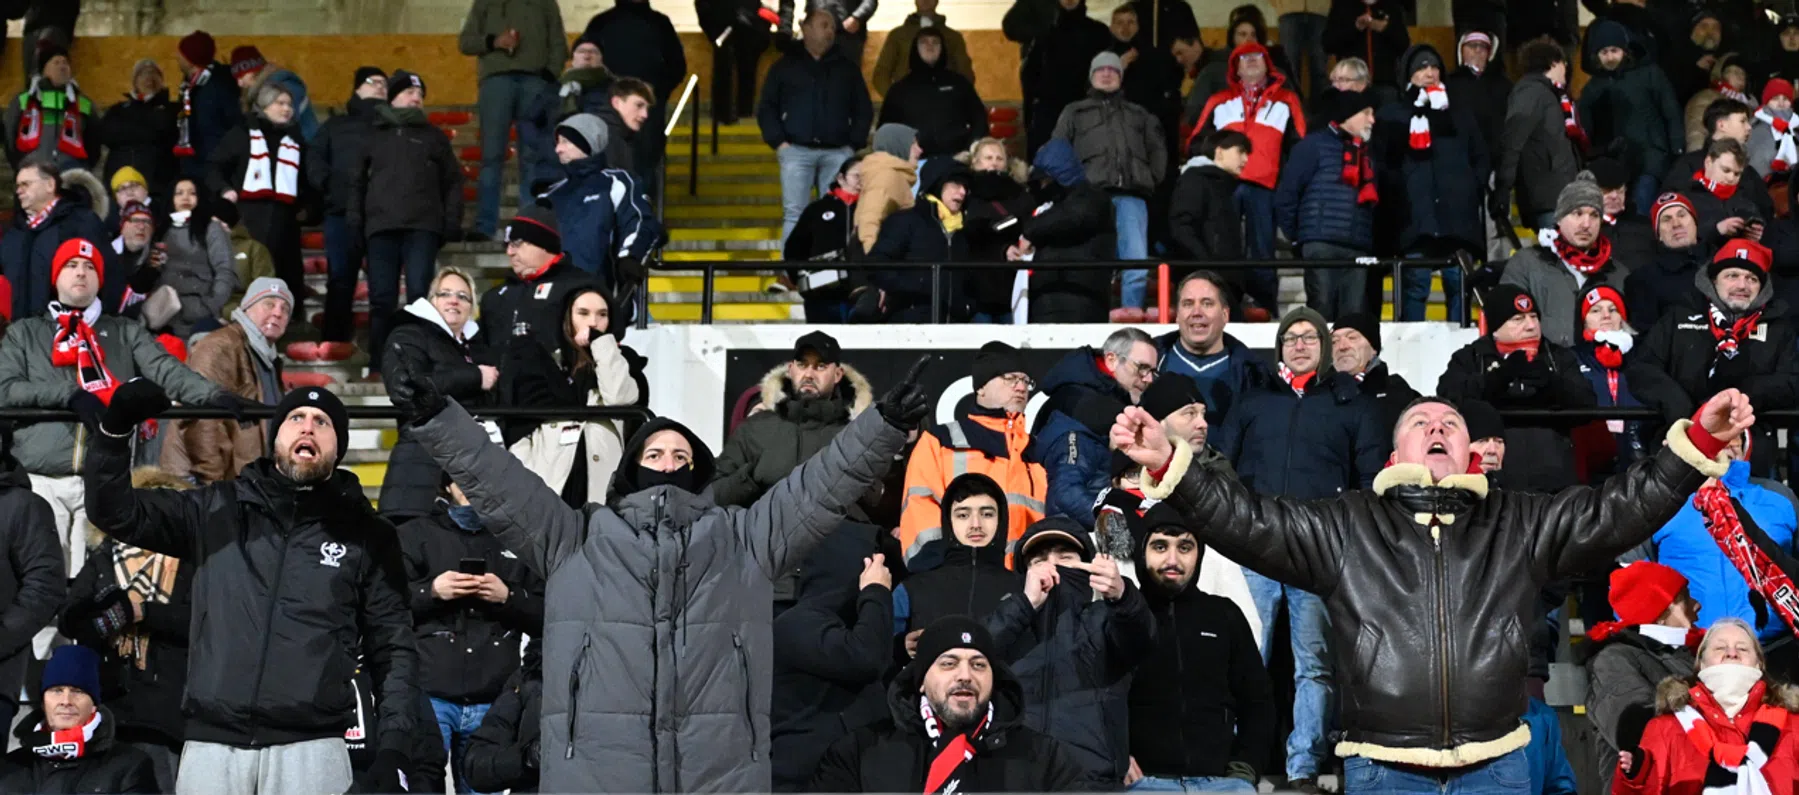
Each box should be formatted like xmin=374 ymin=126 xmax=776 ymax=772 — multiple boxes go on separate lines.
xmin=1627 ymin=272 xmax=1799 ymax=423
xmin=1108 ymin=38 xmax=1183 ymax=160
xmin=1053 ymin=88 xmax=1168 ymax=197
xmin=1323 ymin=0 xmax=1412 ymax=87
xmin=3 ymin=80 xmax=97 ymax=169
xmin=770 ymin=522 xmax=893 ymax=791
xmin=895 ymin=505 xmax=1018 ymax=634
xmin=957 ymin=170 xmax=1031 ymax=314
xmin=1611 ymin=213 xmax=1658 ymax=273
xmin=985 ymin=521 xmax=1156 ymax=783
xmin=306 ymin=95 xmax=383 ymax=217
xmin=1498 ymin=246 xmax=1630 ymax=347
xmin=713 ymin=364 xmax=874 ymax=509
xmin=412 ymin=400 xmax=906 ymax=792
xmin=158 ymin=216 xmax=238 ymax=335
xmin=1650 ymin=460 xmax=1799 ymax=642
xmin=1168 ymin=157 xmax=1245 ymax=260
xmin=877 ymin=48 xmax=986 ymax=158
xmin=1038 ymin=395 xmax=1121 ymax=531
xmin=1155 ymin=331 xmax=1277 ymax=426
xmin=809 ymin=645 xmax=1099 ymax=792
xmin=349 ymin=105 xmax=463 ymax=238
xmin=1585 ymin=628 xmax=1697 ymax=794
xmin=784 ymin=190 xmax=856 ymax=264
xmin=0 ymin=706 xmax=157 ymax=794
xmin=479 ymin=257 xmax=599 ymax=384
xmin=1494 ymin=73 xmax=1583 ymax=220
xmin=1624 ymin=243 xmax=1705 ymax=330
xmin=174 ymin=322 xmax=279 ymax=484
xmin=872 ymin=14 xmax=976 ymax=94
xmin=1615 ymin=679 xmax=1799 ymax=795
xmin=224 ymin=223 xmax=277 ymax=316
xmin=1375 ymin=58 xmax=1490 ymax=251
xmin=1137 ymin=413 xmax=1726 ymax=764
xmin=457 ymin=0 xmax=569 ymax=80
xmin=400 ymin=507 xmax=544 ymax=703
xmin=1575 ymin=338 xmax=1649 ymax=476
xmin=81 ymin=434 xmax=418 ymax=754
xmin=1191 ymin=42 xmax=1307 ymax=190
xmin=176 ymin=64 xmax=243 ymax=181
xmin=239 ymin=68 xmax=318 ymax=142
xmin=1019 ymin=2 xmax=1113 ymax=144
xmin=1214 ymin=368 xmax=1385 ymax=500
xmin=98 ymin=91 xmax=178 ymax=197
xmin=1578 ymin=29 xmax=1686 ymax=182
xmin=1436 ymin=335 xmax=1598 ymax=493
xmin=378 ymin=300 xmax=489 ymax=520
xmin=1747 ymin=109 xmax=1795 ymax=179
xmin=0 ymin=310 xmax=221 ymax=476
xmin=464 ymin=661 xmax=542 ymax=794
xmin=1680 ymin=179 xmax=1774 ymax=257
xmin=897 ymin=407 xmax=1046 ymax=571
xmin=1354 ymin=362 xmax=1420 ymax=455
xmin=756 ymin=47 xmax=874 ymax=151
xmin=853 ymin=151 xmax=918 ymax=254
xmin=505 ymin=332 xmax=644 ymax=505
xmin=206 ymin=118 xmax=311 ymax=270
xmin=592 ymin=103 xmax=641 ymax=179
xmin=582 ymin=0 xmax=688 ymax=106
xmin=1021 ymin=179 xmax=1116 ymax=305
xmin=1275 ymin=127 xmax=1379 ymax=251
xmin=58 ymin=537 xmax=193 ymax=748
xmin=543 ymin=154 xmax=659 ymax=292
xmin=865 ymin=194 xmax=972 ymax=318
xmin=0 ymin=457 xmax=61 ymax=725
xmin=0 ymin=191 xmax=109 ymax=321
xmin=1444 ymin=62 xmax=1511 ymax=175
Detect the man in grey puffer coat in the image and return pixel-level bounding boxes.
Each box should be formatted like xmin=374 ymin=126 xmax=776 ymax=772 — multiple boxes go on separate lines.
xmin=388 ymin=355 xmax=932 ymax=793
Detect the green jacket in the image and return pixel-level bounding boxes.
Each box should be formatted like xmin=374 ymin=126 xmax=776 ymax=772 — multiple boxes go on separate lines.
xmin=459 ymin=0 xmax=569 ymax=80
xmin=222 ymin=224 xmax=278 ymax=317
xmin=0 ymin=311 xmax=221 ymax=476
xmin=3 ymin=83 xmax=96 ymax=166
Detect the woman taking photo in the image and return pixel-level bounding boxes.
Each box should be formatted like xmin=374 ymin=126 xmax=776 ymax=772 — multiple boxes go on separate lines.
xmin=207 ymin=83 xmax=309 ymax=321
xmin=380 ymin=267 xmax=495 ymax=521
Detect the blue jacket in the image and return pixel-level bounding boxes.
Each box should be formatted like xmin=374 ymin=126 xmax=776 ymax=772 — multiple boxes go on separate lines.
xmin=1522 ymin=698 xmax=1579 ymax=795
xmin=1212 ymin=368 xmax=1384 ymax=500
xmin=1 ymin=197 xmax=111 ymax=320
xmin=1274 ymin=127 xmax=1377 ymax=251
xmin=179 ymin=64 xmax=244 ymax=180
xmin=1034 ymin=348 xmax=1132 ymax=530
xmin=1154 ymin=331 xmax=1274 ymax=426
xmin=755 ymin=48 xmax=874 ymax=150
xmin=1652 ymin=460 xmax=1799 ymax=643
xmin=543 ymin=154 xmax=661 ymax=292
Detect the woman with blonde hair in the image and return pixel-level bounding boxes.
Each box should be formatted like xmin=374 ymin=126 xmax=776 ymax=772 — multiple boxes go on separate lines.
xmin=957 ymin=137 xmax=1031 ymax=322
xmin=379 ymin=267 xmax=495 ymax=520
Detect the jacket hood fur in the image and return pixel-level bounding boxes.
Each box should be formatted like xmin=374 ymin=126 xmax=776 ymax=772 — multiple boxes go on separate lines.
xmin=61 ymin=167 xmax=108 ymax=221
xmin=1656 ymin=675 xmax=1799 ymax=714
xmin=757 ymin=363 xmax=872 ymax=418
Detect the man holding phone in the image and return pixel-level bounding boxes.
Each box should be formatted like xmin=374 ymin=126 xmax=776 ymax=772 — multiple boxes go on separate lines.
xmin=400 ymin=480 xmax=545 ymax=795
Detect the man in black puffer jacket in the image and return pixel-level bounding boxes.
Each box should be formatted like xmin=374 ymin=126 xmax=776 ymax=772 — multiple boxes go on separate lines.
xmin=309 ymin=66 xmax=386 ymax=344
xmin=0 ymin=422 xmax=62 ymax=738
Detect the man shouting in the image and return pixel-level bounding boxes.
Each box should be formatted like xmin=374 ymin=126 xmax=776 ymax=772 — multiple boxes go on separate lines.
xmin=1110 ymin=389 xmax=1755 ymax=793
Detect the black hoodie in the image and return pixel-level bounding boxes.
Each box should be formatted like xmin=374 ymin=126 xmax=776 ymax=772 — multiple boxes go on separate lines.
xmin=898 ymin=473 xmax=1018 ymax=632
xmin=877 ymin=36 xmax=988 ymax=158
xmin=609 ymin=416 xmax=717 ymax=500
xmin=307 ymin=95 xmax=385 ymax=216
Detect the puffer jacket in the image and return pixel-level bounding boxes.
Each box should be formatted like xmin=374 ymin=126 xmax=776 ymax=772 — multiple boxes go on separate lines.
xmin=1628 ymin=271 xmax=1799 ymax=425
xmin=174 ymin=321 xmax=280 ymax=484
xmin=713 ymin=364 xmax=874 ymax=509
xmin=379 ymin=299 xmax=489 ymax=520
xmin=896 ymin=473 xmax=1020 ymax=630
xmin=1052 ymin=88 xmax=1167 ymax=197
xmin=464 ymin=660 xmax=543 ymax=794
xmin=1189 ymin=41 xmax=1306 ymax=190
xmin=1615 ymin=679 xmax=1799 ymax=794
xmin=1436 ymin=335 xmax=1598 ymax=493
xmin=306 ymin=95 xmax=384 ymax=216
xmin=1650 ymin=460 xmax=1799 ymax=643
xmin=1137 ymin=416 xmax=1728 ymax=763
xmin=1583 ymin=627 xmax=1697 ymax=794
xmin=1494 ymin=73 xmax=1582 ymax=220
xmin=0 ymin=310 xmax=222 ymax=476
xmin=1214 ymin=367 xmax=1385 ymax=500
xmin=985 ymin=519 xmax=1156 ymax=783
xmin=877 ymin=44 xmax=987 ymax=158
xmin=0 ymin=706 xmax=157 ymax=794
xmin=158 ymin=215 xmax=238 ymax=335
xmin=1374 ymin=48 xmax=1490 ymax=252
xmin=400 ymin=507 xmax=545 ymax=703
xmin=409 ymin=401 xmax=907 ymax=793
xmin=1498 ymin=245 xmax=1629 ymax=348
xmin=0 ymin=184 xmax=110 ymax=321
xmin=1036 ymin=347 xmax=1132 ymax=529
xmin=349 ymin=105 xmax=463 ymax=238
xmin=0 ymin=454 xmax=62 ymax=728
xmin=898 ymin=406 xmax=1046 ymax=571
xmin=1276 ymin=127 xmax=1379 ymax=252
xmin=852 ymin=151 xmax=917 ymax=255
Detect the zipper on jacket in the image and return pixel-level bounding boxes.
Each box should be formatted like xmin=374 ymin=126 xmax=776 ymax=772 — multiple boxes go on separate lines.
xmin=1281 ymin=394 xmax=1303 ymax=493
xmin=565 ymin=633 xmax=592 ymax=759
xmin=650 ymin=490 xmax=667 ymax=793
xmin=733 ymin=633 xmax=759 ymax=761
xmin=1432 ymin=525 xmax=1452 ymax=746
xmin=1170 ymin=605 xmax=1193 ymax=773
xmin=246 ymin=519 xmax=294 ymax=745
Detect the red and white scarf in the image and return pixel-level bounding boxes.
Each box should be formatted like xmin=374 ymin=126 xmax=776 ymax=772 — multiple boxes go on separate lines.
xmin=1538 ymin=228 xmax=1613 ymax=275
xmin=24 ymin=196 xmax=59 ymax=231
xmin=51 ymin=301 xmax=117 ymax=405
xmin=1709 ymin=303 xmax=1763 ymax=359
xmin=1673 ymin=680 xmax=1786 ymax=794
xmin=1331 ymin=123 xmax=1379 ymax=206
xmin=1277 ymin=361 xmax=1317 ymax=395
xmin=240 ymin=128 xmax=301 ymax=203
xmin=1557 ymin=80 xmax=1590 ymax=154
xmin=1696 ymin=170 xmax=1741 ymax=200
xmin=1715 ymin=79 xmax=1754 ymax=106
xmin=27 ymin=710 xmax=101 ymax=761
xmin=1407 ymin=83 xmax=1449 ymax=150
xmin=174 ymin=67 xmax=210 ymax=158
xmin=1757 ymin=108 xmax=1797 ymax=175
xmin=1695 ymin=483 xmax=1799 ymax=637
xmin=920 ymin=695 xmax=992 ymax=794
xmin=15 ymin=78 xmax=88 ymax=162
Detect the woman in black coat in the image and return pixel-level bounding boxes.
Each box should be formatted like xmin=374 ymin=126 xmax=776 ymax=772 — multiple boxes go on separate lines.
xmin=958 ymin=139 xmax=1034 ymax=322
xmin=876 ymin=28 xmax=988 ymax=158
xmin=784 ymin=155 xmax=862 ymax=323
xmin=379 ymin=268 xmax=495 ymax=521
xmin=206 ymin=82 xmax=312 ymax=319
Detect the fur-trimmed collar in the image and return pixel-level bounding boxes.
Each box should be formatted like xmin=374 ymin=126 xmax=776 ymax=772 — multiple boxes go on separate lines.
xmin=1657 ymin=675 xmax=1799 ymax=714
xmin=756 ymin=363 xmax=872 ymax=418
xmin=1371 ymin=464 xmax=1490 ymax=500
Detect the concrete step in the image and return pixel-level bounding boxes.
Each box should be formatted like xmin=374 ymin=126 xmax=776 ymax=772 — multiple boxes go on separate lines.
xmin=670 ymin=226 xmax=780 ymax=242
xmin=665 ymin=192 xmax=783 ymax=205
xmin=665 ymin=205 xmax=783 ymax=220
xmin=664 ymin=239 xmax=782 ymax=252
xmin=666 ymin=161 xmax=781 ymax=177
xmin=663 ymin=249 xmax=782 ymax=262
xmin=671 ymin=217 xmax=784 ymax=230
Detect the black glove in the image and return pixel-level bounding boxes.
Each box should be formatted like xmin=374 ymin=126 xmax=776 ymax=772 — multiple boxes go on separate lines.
xmin=204 ymin=391 xmax=262 ymax=421
xmin=388 ymin=355 xmax=448 ymax=427
xmin=522 ymin=738 xmax=541 ymax=771
xmin=66 ymin=390 xmax=105 ymax=430
xmin=86 ymin=584 xmax=135 ymax=642
xmin=876 ymin=355 xmax=933 ymax=430
xmin=1489 ymin=192 xmax=1510 ymax=227
xmin=100 ymin=379 xmax=170 ymax=437
xmin=615 ymin=256 xmax=648 ymax=287
xmin=368 ymin=748 xmax=412 ymax=793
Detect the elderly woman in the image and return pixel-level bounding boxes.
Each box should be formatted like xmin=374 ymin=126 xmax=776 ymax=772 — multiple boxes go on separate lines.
xmin=379 ymin=268 xmax=495 ymax=521
xmin=205 ymin=82 xmax=309 ymax=321
xmin=1615 ymin=617 xmax=1799 ymax=793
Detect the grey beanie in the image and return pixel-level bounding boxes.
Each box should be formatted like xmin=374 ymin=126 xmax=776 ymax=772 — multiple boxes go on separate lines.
xmin=1091 ymin=51 xmax=1125 ymax=77
xmin=872 ymin=123 xmax=918 ymax=159
xmin=1275 ymin=306 xmax=1333 ymax=367
xmin=555 ymin=113 xmax=610 ymax=158
xmin=1554 ymin=171 xmax=1605 ymax=223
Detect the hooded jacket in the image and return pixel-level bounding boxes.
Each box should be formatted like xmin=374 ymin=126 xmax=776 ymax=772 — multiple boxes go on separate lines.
xmin=1437 ymin=334 xmax=1598 ymax=493
xmin=898 ymin=404 xmax=1046 ymax=572
xmin=877 ymin=43 xmax=987 ymax=158
xmin=1375 ymin=44 xmax=1490 ymax=252
xmin=0 ymin=705 xmax=157 ymax=794
xmin=1498 ymin=244 xmax=1630 ymax=348
xmin=1052 ymin=86 xmax=1168 ymax=197
xmin=1214 ymin=362 xmax=1385 ymax=501
xmin=1493 ymin=72 xmax=1582 ymax=220
xmin=1020 ymin=154 xmax=1117 ymax=308
xmin=350 ymin=104 xmax=463 ymax=238
xmin=379 ymin=299 xmax=489 ymax=519
xmin=1169 ymin=156 xmax=1246 ymax=260
xmin=400 ymin=506 xmax=545 ymax=703
xmin=409 ymin=399 xmax=908 ymax=793
xmin=1190 ymin=42 xmax=1307 ymax=190
xmin=1649 ymin=460 xmax=1799 ymax=643
xmin=1628 ymin=269 xmax=1799 ymax=424
xmin=873 ymin=14 xmax=976 ymax=94
xmin=1443 ymin=33 xmax=1511 ymax=166
xmin=307 ymin=95 xmax=384 ymax=217
xmin=1583 ymin=627 xmax=1697 ymax=794
xmin=1624 ymin=242 xmax=1705 ymax=331
xmin=896 ymin=473 xmax=1020 ymax=628
xmin=866 ymin=160 xmax=973 ymax=317
xmin=1615 ymin=678 xmax=1799 ymax=795
xmin=543 ymin=152 xmax=659 ymax=292
xmin=713 ymin=363 xmax=874 ymax=509
xmin=1577 ymin=22 xmax=1685 ymax=182
xmin=1137 ymin=415 xmax=1729 ymax=766
xmin=853 ymin=151 xmax=917 ymax=255
xmin=98 ymin=90 xmax=178 ymax=199
xmin=1035 ymin=348 xmax=1132 ymax=529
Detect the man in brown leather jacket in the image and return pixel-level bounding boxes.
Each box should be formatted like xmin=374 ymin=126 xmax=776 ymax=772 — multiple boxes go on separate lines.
xmin=1109 ymin=388 xmax=1754 ymax=794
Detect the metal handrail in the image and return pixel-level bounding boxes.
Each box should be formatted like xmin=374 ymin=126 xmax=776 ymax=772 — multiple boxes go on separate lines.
xmin=0 ymin=406 xmax=656 ymax=423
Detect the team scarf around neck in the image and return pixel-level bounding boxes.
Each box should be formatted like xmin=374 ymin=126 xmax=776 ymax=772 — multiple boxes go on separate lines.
xmin=1694 ymin=483 xmax=1799 ymax=639
xmin=1757 ymin=108 xmax=1797 ymax=175
xmin=15 ymin=77 xmax=88 ymax=162
xmin=174 ymin=66 xmax=210 ymax=157
xmin=24 ymin=196 xmax=58 ymax=230
xmin=1276 ymin=361 xmax=1317 ymax=395
xmin=1557 ymin=79 xmax=1590 ymax=154
xmin=24 ymin=710 xmax=101 ymax=761
xmin=1539 ymin=227 xmax=1613 ymax=275
xmin=50 ymin=301 xmax=117 ymax=404
xmin=1405 ymin=83 xmax=1450 ymax=151
xmin=1696 ymin=170 xmax=1740 ymax=200
xmin=1673 ymin=679 xmax=1786 ymax=794
xmin=1331 ymin=123 xmax=1379 ymax=205
xmin=1709 ymin=303 xmax=1763 ymax=359
xmin=921 ymin=695 xmax=992 ymax=794
xmin=1716 ymin=80 xmax=1754 ymax=106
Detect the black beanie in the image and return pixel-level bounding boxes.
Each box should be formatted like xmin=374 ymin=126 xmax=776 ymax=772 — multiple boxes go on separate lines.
xmin=270 ymin=386 xmax=350 ymax=464
xmin=1586 ymin=157 xmax=1630 ymax=192
xmin=1482 ymin=284 xmax=1538 ymax=333
xmin=1460 ymin=398 xmax=1505 ymax=442
xmin=971 ymin=341 xmax=1027 ymax=390
xmin=1332 ymin=312 xmax=1383 ymax=353
xmin=388 ymin=69 xmax=426 ymax=102
xmin=913 ymin=615 xmax=1000 ymax=666
xmin=505 ymin=206 xmax=562 ymax=255
xmin=1138 ymin=372 xmax=1205 ymax=421
xmin=353 ymin=66 xmax=386 ymax=93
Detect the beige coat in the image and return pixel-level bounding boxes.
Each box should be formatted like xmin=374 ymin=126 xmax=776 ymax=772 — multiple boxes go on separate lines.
xmin=165 ymin=324 xmax=272 ymax=484
xmin=853 ymin=151 xmax=917 ymax=252
xmin=508 ymin=335 xmax=640 ymax=501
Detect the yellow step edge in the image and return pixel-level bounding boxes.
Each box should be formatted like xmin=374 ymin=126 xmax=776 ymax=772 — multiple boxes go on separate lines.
xmin=661 ymin=249 xmax=783 ymax=262
xmin=666 ymin=162 xmax=781 ymax=177
xmin=667 ymin=183 xmax=784 ymax=198
xmin=670 ymin=227 xmax=780 ymax=241
xmin=666 ymin=205 xmax=785 ymax=220
xmin=650 ymin=302 xmax=798 ymax=321
xmin=649 ymin=275 xmax=776 ymax=292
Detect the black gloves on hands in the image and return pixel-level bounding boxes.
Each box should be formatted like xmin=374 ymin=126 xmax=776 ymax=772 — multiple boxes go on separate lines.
xmin=876 ymin=355 xmax=933 ymax=431
xmin=369 ymin=748 xmax=413 ymax=793
xmin=86 ymin=584 xmax=135 ymax=642
xmin=66 ymin=390 xmax=105 ymax=430
xmin=100 ymin=379 xmax=170 ymax=437
xmin=388 ymin=354 xmax=448 ymax=427
xmin=615 ymin=256 xmax=648 ymax=288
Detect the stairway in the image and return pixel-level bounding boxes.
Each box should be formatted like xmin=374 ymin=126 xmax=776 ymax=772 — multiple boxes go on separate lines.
xmin=659 ymin=118 xmax=800 ymax=322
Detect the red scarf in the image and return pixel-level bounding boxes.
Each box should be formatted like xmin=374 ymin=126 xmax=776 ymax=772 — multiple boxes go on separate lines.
xmin=1549 ymin=230 xmax=1613 ymax=275
xmin=51 ymin=303 xmax=117 ymax=405
xmin=829 ymin=187 xmax=858 ymax=205
xmin=1674 ymin=681 xmax=1787 ymax=791
xmin=1695 ymin=170 xmax=1740 ymax=200
xmin=1407 ymin=83 xmax=1448 ymax=150
xmin=1715 ymin=80 xmax=1753 ymax=106
xmin=174 ymin=67 xmax=208 ymax=158
xmin=921 ymin=696 xmax=992 ymax=794
xmin=26 ymin=710 xmax=101 ymax=761
xmin=1331 ymin=123 xmax=1378 ymax=206
xmin=15 ymin=79 xmax=88 ymax=162
xmin=1277 ymin=362 xmax=1316 ymax=395
xmin=24 ymin=197 xmax=58 ymax=230
xmin=1709 ymin=303 xmax=1763 ymax=358
xmin=1558 ymin=81 xmax=1590 ymax=154
xmin=1758 ymin=108 xmax=1797 ymax=175
xmin=1495 ymin=338 xmax=1540 ymax=360
xmin=1584 ymin=328 xmax=1625 ymax=370
xmin=1694 ymin=482 xmax=1799 ymax=637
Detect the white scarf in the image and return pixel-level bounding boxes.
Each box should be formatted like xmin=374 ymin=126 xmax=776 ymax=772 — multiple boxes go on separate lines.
xmin=1700 ymin=664 xmax=1764 ymax=718
xmin=1757 ymin=107 xmax=1798 ymax=175
xmin=1638 ymin=623 xmax=1688 ymax=647
xmin=1677 ymin=664 xmax=1776 ymax=795
xmin=241 ymin=128 xmax=300 ymax=202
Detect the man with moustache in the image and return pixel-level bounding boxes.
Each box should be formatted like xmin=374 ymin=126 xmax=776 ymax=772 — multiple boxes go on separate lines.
xmin=713 ymin=330 xmax=874 ymax=509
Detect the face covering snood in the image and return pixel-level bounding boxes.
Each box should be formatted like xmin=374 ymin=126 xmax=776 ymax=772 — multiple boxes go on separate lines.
xmin=1699 ymin=663 xmax=1764 ymax=717
xmin=633 ymin=465 xmax=698 ymax=495
xmin=447 ymin=504 xmax=483 ymax=532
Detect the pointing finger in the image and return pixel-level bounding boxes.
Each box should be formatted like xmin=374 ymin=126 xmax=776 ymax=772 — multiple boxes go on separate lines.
xmin=900 ymin=354 xmax=931 ymax=386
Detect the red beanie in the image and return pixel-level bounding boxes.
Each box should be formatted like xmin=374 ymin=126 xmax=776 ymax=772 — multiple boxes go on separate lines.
xmin=1581 ymin=285 xmax=1628 ymax=325
xmin=178 ymin=31 xmax=216 ymax=67
xmin=1766 ymin=78 xmax=1795 ymax=106
xmin=229 ymin=46 xmax=267 ymax=80
xmin=1609 ymin=562 xmax=1688 ymax=625
xmin=1651 ymin=192 xmax=1696 ymax=236
xmin=51 ymin=238 xmax=103 ymax=290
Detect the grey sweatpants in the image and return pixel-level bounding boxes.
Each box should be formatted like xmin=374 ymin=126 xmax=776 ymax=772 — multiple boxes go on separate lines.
xmin=176 ymin=737 xmax=353 ymax=795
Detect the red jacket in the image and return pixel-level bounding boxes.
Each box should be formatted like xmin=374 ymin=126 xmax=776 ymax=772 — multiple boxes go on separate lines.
xmin=1187 ymin=41 xmax=1306 ymax=190
xmin=1613 ymin=679 xmax=1799 ymax=795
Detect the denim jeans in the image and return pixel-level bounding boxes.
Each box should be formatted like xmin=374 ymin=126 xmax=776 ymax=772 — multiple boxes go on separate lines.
xmin=1234 ymin=184 xmax=1280 ymax=310
xmin=475 ymin=73 xmax=552 ymax=236
xmin=1300 ymin=241 xmax=1369 ymax=322
xmin=1401 ymin=253 xmax=1465 ymax=321
xmin=1343 ymin=749 xmax=1532 ymax=794
xmin=321 ymin=214 xmax=364 ymax=343
xmin=1278 ymin=12 xmax=1330 ymax=99
xmin=1632 ymin=174 xmax=1661 ymax=221
xmin=1129 ymin=775 xmax=1257 ymax=792
xmin=365 ymin=229 xmax=442 ymax=373
xmin=778 ymin=145 xmax=854 ymax=244
xmin=972 ymin=311 xmax=1014 ymax=324
xmin=1243 ymin=568 xmax=1334 ymax=780
xmin=431 ymin=697 xmax=493 ymax=795
xmin=1114 ymin=195 xmax=1150 ymax=308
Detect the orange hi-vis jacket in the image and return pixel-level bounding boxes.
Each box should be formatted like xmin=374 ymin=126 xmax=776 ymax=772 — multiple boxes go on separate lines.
xmin=897 ymin=409 xmax=1046 ymax=571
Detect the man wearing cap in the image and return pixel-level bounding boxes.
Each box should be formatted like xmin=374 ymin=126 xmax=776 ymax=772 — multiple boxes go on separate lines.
xmin=898 ymin=341 xmax=1047 ymax=571
xmin=98 ymin=60 xmax=179 ymax=204
xmin=1631 ymin=238 xmax=1799 ymax=470
xmin=1053 ymin=51 xmax=1168 ymax=313
xmin=1584 ymin=562 xmax=1701 ymax=793
xmin=1748 ymin=78 xmax=1796 ymax=183
xmin=1276 ymin=88 xmax=1379 ymax=321
xmin=543 ymin=112 xmax=659 ymax=299
xmin=308 ymin=66 xmax=386 ymax=347
xmin=1577 ymin=21 xmax=1686 ymax=217
xmin=852 ymin=122 xmax=921 ymax=254
xmin=4 ymin=39 xmax=95 ymax=169
xmin=0 ymin=645 xmax=157 ymax=792
xmin=519 ymin=37 xmax=614 ymax=199
xmin=173 ymin=31 xmax=245 ymax=180
xmin=759 ymin=9 xmax=873 ymax=246
xmin=1036 ymin=328 xmax=1158 ymax=530
xmin=812 ymin=615 xmax=1096 ymax=792
xmin=1625 ymin=192 xmax=1707 ymax=329
xmin=713 ymin=330 xmax=876 ymax=509
xmin=228 ymin=45 xmax=318 ymax=142
xmin=83 ymin=379 xmax=418 ymax=794
xmin=1493 ymin=41 xmax=1582 ymax=232
xmin=1331 ymin=312 xmax=1420 ymax=440
xmin=863 ymin=159 xmax=974 ymax=321
xmin=479 ymin=206 xmax=596 ymax=366
xmin=173 ymin=276 xmax=293 ymax=483
xmin=1499 ymin=173 xmax=1630 ymax=347
xmin=0 ymin=238 xmax=245 ymax=577
xmin=106 ymin=167 xmax=150 ymax=230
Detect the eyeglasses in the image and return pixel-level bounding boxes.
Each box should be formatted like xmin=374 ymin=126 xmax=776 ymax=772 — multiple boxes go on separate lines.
xmin=1126 ymin=360 xmax=1157 ymax=378
xmin=1000 ymin=373 xmax=1035 ymax=391
xmin=434 ymin=290 xmax=474 ymax=303
xmin=1281 ymin=333 xmax=1322 ymax=347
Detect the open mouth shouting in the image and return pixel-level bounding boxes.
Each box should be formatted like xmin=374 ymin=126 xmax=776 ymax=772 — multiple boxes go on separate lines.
xmin=293 ymin=440 xmax=320 ymax=461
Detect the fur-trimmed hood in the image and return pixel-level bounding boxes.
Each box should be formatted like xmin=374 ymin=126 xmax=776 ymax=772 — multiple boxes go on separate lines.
xmin=756 ymin=363 xmax=872 ymax=419
xmin=1656 ymin=675 xmax=1799 ymax=714
xmin=60 ymin=167 xmax=109 ymax=221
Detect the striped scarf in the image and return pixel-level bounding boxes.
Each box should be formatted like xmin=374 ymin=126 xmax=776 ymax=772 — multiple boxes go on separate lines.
xmin=921 ymin=696 xmax=992 ymax=794
xmin=1674 ymin=679 xmax=1784 ymax=794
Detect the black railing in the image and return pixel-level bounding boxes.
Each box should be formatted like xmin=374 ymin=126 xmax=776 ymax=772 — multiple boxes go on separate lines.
xmin=0 ymin=406 xmax=656 ymax=423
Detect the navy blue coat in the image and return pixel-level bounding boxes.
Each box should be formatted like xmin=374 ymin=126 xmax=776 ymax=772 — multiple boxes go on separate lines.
xmin=1275 ymin=128 xmax=1378 ymax=252
xmin=1374 ymin=59 xmax=1490 ymax=252
xmin=1 ymin=197 xmax=110 ymax=320
xmin=756 ymin=48 xmax=874 ymax=150
xmin=178 ymin=63 xmax=244 ymax=181
xmin=1212 ymin=369 xmax=1385 ymax=501
xmin=1575 ymin=339 xmax=1648 ymax=476
xmin=582 ymin=2 xmax=688 ymax=107
xmin=1034 ymin=348 xmax=1130 ymax=529
xmin=1153 ymin=331 xmax=1275 ymax=426
xmin=543 ymin=155 xmax=661 ymax=293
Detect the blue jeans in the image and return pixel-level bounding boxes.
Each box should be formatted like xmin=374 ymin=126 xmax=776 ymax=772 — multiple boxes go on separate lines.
xmin=1632 ymin=174 xmax=1660 ymax=220
xmin=365 ymin=229 xmax=442 ymax=372
xmin=803 ymin=293 xmax=849 ymax=323
xmin=778 ymin=145 xmax=854 ymax=245
xmin=1299 ymin=241 xmax=1368 ymax=322
xmin=1129 ymin=775 xmax=1258 ymax=792
xmin=1278 ymin=12 xmax=1329 ymax=99
xmin=1243 ymin=568 xmax=1334 ymax=780
xmin=1343 ymin=749 xmax=1532 ymax=794
xmin=475 ymin=73 xmax=552 ymax=236
xmin=1234 ymin=184 xmax=1280 ymax=310
xmin=321 ymin=214 xmax=364 ymax=342
xmin=1113 ymin=195 xmax=1150 ymax=308
xmin=972 ymin=311 xmax=1014 ymax=324
xmin=1401 ymin=253 xmax=1465 ymax=321
xmin=430 ymin=697 xmax=493 ymax=795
